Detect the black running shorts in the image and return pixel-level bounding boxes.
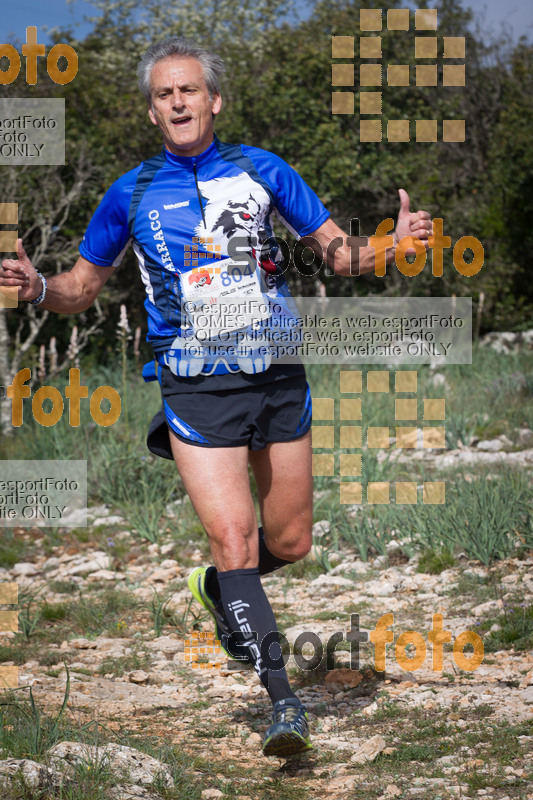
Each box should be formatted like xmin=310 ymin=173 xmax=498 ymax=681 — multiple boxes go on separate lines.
xmin=147 ymin=366 xmax=312 ymax=458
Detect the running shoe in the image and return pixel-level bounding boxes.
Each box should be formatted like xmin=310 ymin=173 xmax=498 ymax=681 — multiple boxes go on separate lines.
xmin=262 ymin=697 xmax=312 ymax=757
xmin=188 ymin=566 xmax=251 ymax=664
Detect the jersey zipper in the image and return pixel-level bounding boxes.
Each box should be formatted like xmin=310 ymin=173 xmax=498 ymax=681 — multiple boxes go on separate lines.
xmin=193 ymin=162 xmax=206 ymax=227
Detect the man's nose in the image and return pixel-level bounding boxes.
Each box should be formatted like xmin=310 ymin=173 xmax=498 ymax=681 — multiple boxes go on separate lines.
xmin=171 ymin=89 xmax=186 ymax=107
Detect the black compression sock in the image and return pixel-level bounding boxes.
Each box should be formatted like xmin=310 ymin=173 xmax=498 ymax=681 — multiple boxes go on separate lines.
xmin=217 ymin=566 xmax=297 ymax=705
xmin=205 ymin=565 xmax=221 ymax=601
xmin=257 ymin=526 xmax=294 ymax=575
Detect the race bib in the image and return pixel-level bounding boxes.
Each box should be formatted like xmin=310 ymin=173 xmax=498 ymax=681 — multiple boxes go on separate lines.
xmin=180 ymin=258 xmax=271 ymax=340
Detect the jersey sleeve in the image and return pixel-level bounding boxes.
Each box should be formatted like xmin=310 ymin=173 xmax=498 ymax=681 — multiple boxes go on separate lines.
xmin=241 ymin=146 xmax=330 ymax=238
xmin=79 ymin=167 xmax=141 ymax=267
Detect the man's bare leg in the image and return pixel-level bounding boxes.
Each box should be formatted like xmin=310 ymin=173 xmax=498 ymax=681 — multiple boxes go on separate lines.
xmin=168 ymin=432 xmax=258 ymax=570
xmin=248 ymin=431 xmax=313 ymax=564
xmin=169 ymin=430 xmax=313 ymax=570
xmin=171 ymin=429 xmax=312 ymax=754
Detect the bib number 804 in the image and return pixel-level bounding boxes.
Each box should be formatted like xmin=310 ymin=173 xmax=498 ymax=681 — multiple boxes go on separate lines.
xmin=220 ymin=262 xmax=255 ymax=286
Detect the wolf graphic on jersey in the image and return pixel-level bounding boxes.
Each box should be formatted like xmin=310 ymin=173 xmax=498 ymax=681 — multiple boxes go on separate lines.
xmin=195 ymin=174 xmax=284 ymax=291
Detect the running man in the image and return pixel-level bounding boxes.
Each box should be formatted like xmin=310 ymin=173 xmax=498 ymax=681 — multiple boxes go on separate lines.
xmin=0 ymin=36 xmax=432 ymax=757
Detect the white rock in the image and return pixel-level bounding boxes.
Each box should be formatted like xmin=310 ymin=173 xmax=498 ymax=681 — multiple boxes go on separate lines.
xmin=48 ymin=742 xmax=173 ymax=787
xmin=146 ymin=636 xmax=182 ymax=655
xmin=159 ymin=559 xmax=179 ymax=569
xmin=382 ymin=786 xmax=402 ymax=798
xmin=477 ymin=439 xmax=503 ymax=452
xmin=312 ymin=520 xmax=331 ymax=539
xmin=61 ymin=508 xmax=89 ymax=526
xmin=350 ymin=734 xmax=386 ymax=763
xmin=92 ymin=515 xmax=125 ymax=526
xmin=310 ymin=574 xmax=353 ymax=588
xmin=0 ymin=758 xmax=61 ymax=790
xmin=320 ymin=736 xmax=364 ymax=751
xmin=86 ymin=504 xmax=111 ymax=519
xmin=88 ymin=569 xmax=124 ymax=581
xmin=517 ymin=428 xmax=533 ymax=447
xmin=109 ymin=784 xmax=160 ymax=799
xmin=71 ymin=638 xmax=97 ymax=649
xmin=385 ymin=540 xmax=402 ymax=555
xmin=472 ymin=600 xmax=502 ymax=617
xmin=429 ymin=372 xmax=449 ymax=388
xmin=329 ymin=558 xmax=369 ymax=575
xmin=65 ymin=552 xmax=112 ymax=576
xmin=202 ymin=790 xmax=224 ymax=799
xmin=520 ymin=686 xmax=533 ymax=704
xmin=365 ymin=580 xmax=397 ymax=597
xmin=128 ymin=670 xmax=150 ymax=684
xmin=11 ymin=562 xmax=39 ymax=577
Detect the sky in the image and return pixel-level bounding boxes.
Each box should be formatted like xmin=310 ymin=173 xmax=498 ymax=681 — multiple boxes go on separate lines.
xmin=2 ymin=0 xmax=532 ymax=45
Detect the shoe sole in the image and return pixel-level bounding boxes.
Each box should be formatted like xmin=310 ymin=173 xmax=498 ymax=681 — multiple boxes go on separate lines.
xmin=262 ymin=731 xmax=312 ymax=757
xmin=187 ymin=567 xmax=251 ymax=664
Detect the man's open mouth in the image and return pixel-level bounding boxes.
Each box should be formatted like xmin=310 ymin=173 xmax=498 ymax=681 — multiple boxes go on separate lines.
xmin=172 ymin=117 xmax=192 ymax=126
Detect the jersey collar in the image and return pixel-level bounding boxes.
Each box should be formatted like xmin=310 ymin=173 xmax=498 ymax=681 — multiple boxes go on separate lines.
xmin=162 ymin=137 xmax=219 ymax=169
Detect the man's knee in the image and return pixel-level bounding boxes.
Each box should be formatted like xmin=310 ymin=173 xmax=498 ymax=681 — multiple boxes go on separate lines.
xmin=206 ymin=520 xmax=259 ymax=569
xmin=266 ymin=528 xmax=312 ymax=563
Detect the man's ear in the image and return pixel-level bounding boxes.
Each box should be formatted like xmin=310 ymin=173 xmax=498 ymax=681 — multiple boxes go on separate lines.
xmin=148 ymin=103 xmax=158 ymax=127
xmin=212 ymin=93 xmax=222 ymax=117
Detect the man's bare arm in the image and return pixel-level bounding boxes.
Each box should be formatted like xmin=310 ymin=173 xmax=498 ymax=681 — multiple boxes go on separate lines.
xmin=305 ymin=189 xmax=433 ymax=276
xmin=0 ymin=239 xmax=115 ymax=312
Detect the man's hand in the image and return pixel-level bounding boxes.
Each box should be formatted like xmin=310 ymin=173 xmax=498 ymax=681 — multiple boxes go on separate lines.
xmin=0 ymin=238 xmax=42 ymax=302
xmin=394 ymin=188 xmax=433 ymax=248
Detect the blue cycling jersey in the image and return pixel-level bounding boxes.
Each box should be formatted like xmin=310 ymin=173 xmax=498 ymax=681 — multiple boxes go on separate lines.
xmin=80 ymin=136 xmax=330 ymax=376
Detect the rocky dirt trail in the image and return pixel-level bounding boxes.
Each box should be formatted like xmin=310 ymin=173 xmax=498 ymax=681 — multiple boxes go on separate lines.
xmin=1 ymin=497 xmax=532 ymax=800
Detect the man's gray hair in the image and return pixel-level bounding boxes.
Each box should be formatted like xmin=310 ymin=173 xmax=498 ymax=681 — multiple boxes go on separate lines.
xmin=137 ymin=36 xmax=225 ymax=103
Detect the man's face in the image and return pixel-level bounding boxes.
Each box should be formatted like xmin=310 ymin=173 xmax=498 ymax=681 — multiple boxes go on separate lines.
xmin=148 ymin=56 xmax=222 ymax=157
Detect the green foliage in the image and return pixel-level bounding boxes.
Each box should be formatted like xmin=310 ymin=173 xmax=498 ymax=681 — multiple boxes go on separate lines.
xmin=150 ymin=588 xmax=183 ymax=636
xmin=417 ymin=546 xmax=456 ymax=574
xmin=480 ymin=603 xmax=533 ymax=653
xmin=0 ymin=533 xmax=26 ymax=568
xmin=0 ymin=667 xmax=70 ymax=758
xmin=96 ymin=649 xmax=152 ymax=677
xmin=405 ymin=471 xmax=532 ymax=565
xmin=16 ymin=585 xmax=45 ymax=642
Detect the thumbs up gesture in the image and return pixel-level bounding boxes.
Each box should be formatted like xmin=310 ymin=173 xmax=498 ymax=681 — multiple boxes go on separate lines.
xmin=0 ymin=238 xmax=42 ymax=303
xmin=393 ymin=189 xmax=433 ymax=248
